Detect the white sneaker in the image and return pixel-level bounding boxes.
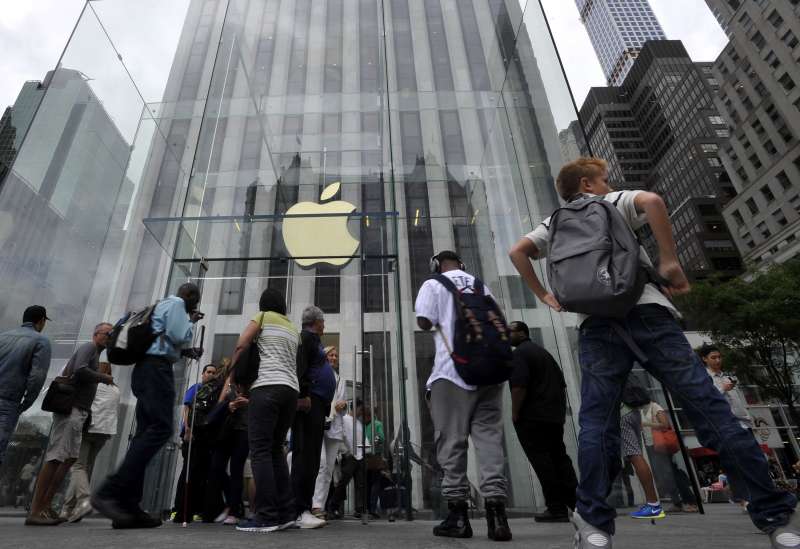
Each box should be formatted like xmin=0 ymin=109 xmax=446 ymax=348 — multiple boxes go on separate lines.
xmin=295 ymin=511 xmax=326 ymax=529
xmin=214 ymin=508 xmax=229 ymax=523
xmin=572 ymin=511 xmax=612 ymax=548
xmin=68 ymin=500 xmax=93 ymax=523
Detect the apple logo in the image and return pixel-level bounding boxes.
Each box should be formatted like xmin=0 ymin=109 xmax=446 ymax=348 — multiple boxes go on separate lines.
xmin=282 ymin=182 xmax=359 ymax=268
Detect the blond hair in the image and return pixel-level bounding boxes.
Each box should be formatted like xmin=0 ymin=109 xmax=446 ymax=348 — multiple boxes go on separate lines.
xmin=556 ymin=157 xmax=608 ymax=201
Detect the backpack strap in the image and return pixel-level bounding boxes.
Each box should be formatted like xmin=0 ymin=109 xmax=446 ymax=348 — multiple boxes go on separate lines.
xmin=611 ymin=191 xmax=626 ymax=207
xmin=472 ymin=278 xmax=485 ymax=296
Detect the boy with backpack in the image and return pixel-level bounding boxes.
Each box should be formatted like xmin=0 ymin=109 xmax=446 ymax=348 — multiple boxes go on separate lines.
xmin=508 ymin=158 xmax=798 ymax=549
xmin=414 ymin=251 xmax=513 ymax=542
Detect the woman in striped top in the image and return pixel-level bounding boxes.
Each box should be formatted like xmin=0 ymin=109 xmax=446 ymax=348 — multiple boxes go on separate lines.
xmin=231 ymin=289 xmax=300 ymax=533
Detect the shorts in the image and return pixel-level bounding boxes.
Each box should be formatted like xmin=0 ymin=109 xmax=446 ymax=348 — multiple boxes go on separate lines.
xmin=243 ymin=458 xmax=253 ymax=479
xmin=621 ymin=409 xmax=643 ymax=458
xmin=45 ymin=408 xmax=89 ymax=463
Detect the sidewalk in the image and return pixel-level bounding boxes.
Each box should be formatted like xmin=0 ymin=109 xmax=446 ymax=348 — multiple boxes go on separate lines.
xmin=0 ymin=505 xmax=773 ymax=549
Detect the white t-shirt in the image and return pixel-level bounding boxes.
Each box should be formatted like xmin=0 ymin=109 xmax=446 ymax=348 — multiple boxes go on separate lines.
xmin=414 ymin=269 xmax=495 ymax=392
xmin=524 ymin=190 xmax=678 ymax=324
xmin=641 ymin=401 xmax=665 ymax=447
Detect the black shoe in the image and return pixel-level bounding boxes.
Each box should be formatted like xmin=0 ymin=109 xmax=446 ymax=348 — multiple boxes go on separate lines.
xmin=112 ymin=510 xmax=162 ymax=529
xmin=485 ymin=500 xmax=512 ymax=542
xmin=90 ymin=493 xmax=136 ymax=524
xmin=533 ymin=509 xmax=570 ymax=523
xmin=433 ymin=500 xmax=472 ymax=539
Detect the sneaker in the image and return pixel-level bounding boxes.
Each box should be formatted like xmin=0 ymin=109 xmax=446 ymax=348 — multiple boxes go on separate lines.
xmin=630 ymin=504 xmax=665 ymax=520
xmin=44 ymin=508 xmax=67 ymax=524
xmin=278 ymin=519 xmax=298 ymax=531
xmin=68 ymin=500 xmax=93 ymax=523
xmin=236 ymin=518 xmax=280 ymax=533
xmin=112 ymin=512 xmax=162 ymax=529
xmin=223 ymin=515 xmax=239 ymax=525
xmin=295 ymin=510 xmax=326 ymax=529
xmin=215 ymin=508 xmax=230 ymax=523
xmin=90 ymin=493 xmax=136 ymax=524
xmin=433 ymin=500 xmax=472 ymax=539
xmin=771 ymin=515 xmax=800 ymax=549
xmin=25 ymin=512 xmax=61 ymax=526
xmin=572 ymin=511 xmax=612 ymax=548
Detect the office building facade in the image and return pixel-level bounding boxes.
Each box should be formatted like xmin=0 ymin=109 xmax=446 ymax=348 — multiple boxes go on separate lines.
xmin=576 ymin=0 xmax=667 ymax=86
xmin=580 ymin=41 xmax=742 ymax=280
xmin=0 ymin=0 xmax=610 ymax=513
xmin=705 ymin=0 xmax=800 ymax=268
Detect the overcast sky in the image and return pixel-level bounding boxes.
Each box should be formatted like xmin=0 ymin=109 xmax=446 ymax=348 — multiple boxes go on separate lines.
xmin=0 ymin=0 xmax=728 ymax=131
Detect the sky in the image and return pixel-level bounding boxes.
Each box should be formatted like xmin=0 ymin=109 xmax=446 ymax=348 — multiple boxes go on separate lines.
xmin=0 ymin=0 xmax=728 ymax=133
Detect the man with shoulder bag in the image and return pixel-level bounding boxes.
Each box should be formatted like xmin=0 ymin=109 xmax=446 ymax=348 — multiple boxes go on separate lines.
xmin=26 ymin=322 xmax=114 ymax=526
xmin=415 ymin=251 xmax=513 ymax=542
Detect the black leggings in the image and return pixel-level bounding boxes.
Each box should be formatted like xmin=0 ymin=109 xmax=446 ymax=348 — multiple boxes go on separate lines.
xmin=205 ymin=428 xmax=249 ymax=518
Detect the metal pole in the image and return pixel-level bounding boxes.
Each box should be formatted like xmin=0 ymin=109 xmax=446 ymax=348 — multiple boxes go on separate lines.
xmin=361 ymin=349 xmax=369 ymax=525
xmin=661 ymin=382 xmax=705 ymax=515
xmin=181 ymin=325 xmax=205 ymax=526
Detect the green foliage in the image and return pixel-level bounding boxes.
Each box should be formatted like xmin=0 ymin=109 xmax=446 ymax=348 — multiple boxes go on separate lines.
xmin=677 ymin=260 xmax=800 ymax=409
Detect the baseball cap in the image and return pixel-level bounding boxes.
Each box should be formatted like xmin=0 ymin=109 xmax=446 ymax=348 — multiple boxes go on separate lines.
xmin=23 ymin=305 xmax=51 ymax=324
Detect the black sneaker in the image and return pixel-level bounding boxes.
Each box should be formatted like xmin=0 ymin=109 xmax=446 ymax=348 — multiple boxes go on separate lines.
xmin=90 ymin=493 xmax=136 ymax=524
xmin=534 ymin=509 xmax=570 ymax=523
xmin=485 ymin=500 xmax=512 ymax=542
xmin=112 ymin=511 xmax=162 ymax=529
xmin=433 ymin=500 xmax=472 ymax=539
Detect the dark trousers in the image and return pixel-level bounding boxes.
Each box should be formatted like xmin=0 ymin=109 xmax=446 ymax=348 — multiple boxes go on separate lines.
xmin=97 ymin=356 xmax=174 ymax=510
xmin=172 ymin=439 xmax=212 ymax=520
xmin=576 ymin=304 xmax=796 ymax=535
xmin=646 ymin=446 xmax=695 ymax=507
xmin=514 ymin=419 xmax=578 ymax=514
xmin=291 ymin=395 xmax=327 ymax=515
xmin=206 ymin=428 xmax=249 ymax=518
xmin=249 ymin=385 xmax=297 ymax=525
xmin=330 ymin=454 xmax=365 ymax=513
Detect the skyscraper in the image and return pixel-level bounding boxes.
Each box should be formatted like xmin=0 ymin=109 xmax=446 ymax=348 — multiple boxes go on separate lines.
xmin=577 ymin=0 xmax=667 ymax=86
xmin=0 ymin=80 xmax=45 ymax=188
xmin=580 ymin=41 xmax=742 ymax=280
xmin=705 ymin=0 xmax=800 ymax=268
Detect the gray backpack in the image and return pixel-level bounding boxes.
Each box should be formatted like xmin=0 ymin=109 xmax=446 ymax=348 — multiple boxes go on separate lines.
xmin=546 ymin=194 xmax=646 ymax=318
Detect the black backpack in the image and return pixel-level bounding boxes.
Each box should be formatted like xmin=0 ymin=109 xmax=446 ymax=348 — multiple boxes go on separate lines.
xmin=432 ymin=274 xmax=514 ymax=386
xmin=188 ymin=380 xmax=226 ymax=441
xmin=106 ymin=303 xmax=161 ymax=365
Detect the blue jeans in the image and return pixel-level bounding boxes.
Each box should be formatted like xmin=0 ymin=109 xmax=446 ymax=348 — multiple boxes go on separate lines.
xmin=97 ymin=356 xmax=175 ymax=510
xmin=576 ymin=304 xmax=796 ymax=535
xmin=0 ymin=396 xmax=21 ymax=466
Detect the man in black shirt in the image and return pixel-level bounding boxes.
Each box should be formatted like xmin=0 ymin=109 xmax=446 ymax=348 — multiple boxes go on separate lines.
xmin=509 ymin=321 xmax=577 ymax=523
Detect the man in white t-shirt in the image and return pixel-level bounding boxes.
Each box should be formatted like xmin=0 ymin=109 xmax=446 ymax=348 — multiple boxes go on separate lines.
xmin=415 ymin=251 xmax=511 ymax=542
xmin=508 ymin=157 xmax=798 ymax=549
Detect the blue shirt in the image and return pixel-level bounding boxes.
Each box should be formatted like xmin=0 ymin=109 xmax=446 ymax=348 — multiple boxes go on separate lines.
xmin=145 ymin=296 xmax=194 ymax=362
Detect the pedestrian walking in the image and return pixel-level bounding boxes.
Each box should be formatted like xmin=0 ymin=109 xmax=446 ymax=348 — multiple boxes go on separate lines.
xmin=508 ymin=320 xmax=577 ymax=523
xmin=26 ymin=322 xmax=114 ymax=526
xmin=508 ymin=157 xmax=798 ymax=549
xmin=232 ymin=289 xmax=299 ymax=533
xmin=415 ymin=250 xmax=513 ymax=542
xmin=291 ymin=306 xmax=336 ymax=529
xmin=0 ymin=306 xmax=52 ymax=467
xmin=91 ymin=283 xmax=203 ymax=529
xmin=60 ymin=360 xmax=120 ymax=523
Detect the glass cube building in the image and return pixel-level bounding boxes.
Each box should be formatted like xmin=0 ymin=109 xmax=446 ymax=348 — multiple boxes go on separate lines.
xmin=0 ymin=0 xmax=704 ymax=515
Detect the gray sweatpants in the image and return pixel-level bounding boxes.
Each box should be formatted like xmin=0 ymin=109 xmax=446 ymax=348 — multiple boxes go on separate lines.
xmin=429 ymin=380 xmax=508 ymax=502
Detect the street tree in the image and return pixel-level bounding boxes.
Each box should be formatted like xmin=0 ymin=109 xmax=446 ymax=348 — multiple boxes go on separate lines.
xmin=677 ymin=260 xmax=800 ymax=427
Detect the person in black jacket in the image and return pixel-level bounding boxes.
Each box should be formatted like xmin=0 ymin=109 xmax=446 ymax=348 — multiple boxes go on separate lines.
xmin=26 ymin=323 xmax=114 ymax=526
xmin=291 ymin=306 xmax=336 ymax=528
xmin=508 ymin=321 xmax=577 ymax=523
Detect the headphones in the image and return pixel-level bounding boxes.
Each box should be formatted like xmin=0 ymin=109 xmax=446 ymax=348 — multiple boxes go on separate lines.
xmin=429 ymin=252 xmax=465 ymax=274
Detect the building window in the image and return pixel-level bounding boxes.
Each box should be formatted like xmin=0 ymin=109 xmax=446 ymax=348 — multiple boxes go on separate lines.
xmin=773 ymin=209 xmax=788 ymax=227
xmin=745 ymin=197 xmax=758 ymax=214
xmin=700 ymin=143 xmax=719 ymax=153
xmin=749 ymin=153 xmax=762 ymax=170
xmin=782 ymin=29 xmax=799 ymax=50
xmin=732 ymin=210 xmax=745 ymax=227
xmin=761 ymin=185 xmax=775 ymax=202
xmin=767 ymin=10 xmax=784 ymax=28
xmin=779 ymin=73 xmax=796 ymax=92
xmin=776 ymin=171 xmax=792 ymax=190
xmin=764 ymin=140 xmax=778 ymax=156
